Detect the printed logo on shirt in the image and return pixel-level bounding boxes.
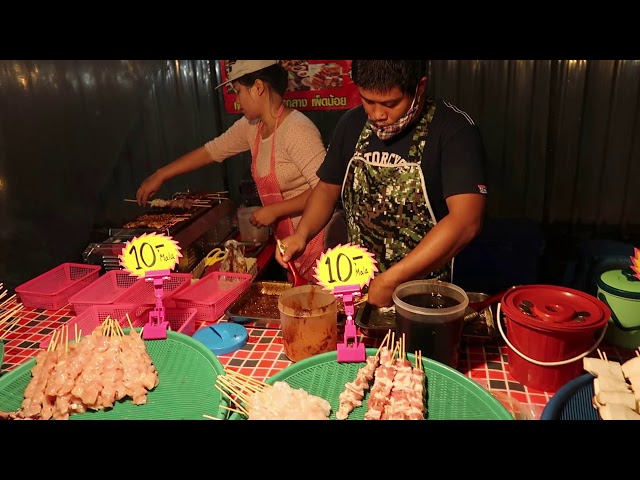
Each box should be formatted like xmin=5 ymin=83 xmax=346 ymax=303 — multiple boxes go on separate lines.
xmin=478 ymin=184 xmax=488 ymax=194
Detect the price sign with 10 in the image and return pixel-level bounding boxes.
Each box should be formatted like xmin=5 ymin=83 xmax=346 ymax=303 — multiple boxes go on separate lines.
xmin=119 ymin=232 xmax=182 ymax=278
xmin=313 ymin=242 xmax=378 ymax=292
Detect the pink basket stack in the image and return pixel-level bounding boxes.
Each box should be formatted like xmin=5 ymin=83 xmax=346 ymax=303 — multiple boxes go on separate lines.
xmin=68 ymin=270 xmax=141 ymax=313
xmin=68 ymin=270 xmax=193 ymax=316
xmin=116 ymin=273 xmax=193 ymax=311
xmin=172 ymin=271 xmax=253 ymax=324
xmin=15 ymin=263 xmax=101 ymax=310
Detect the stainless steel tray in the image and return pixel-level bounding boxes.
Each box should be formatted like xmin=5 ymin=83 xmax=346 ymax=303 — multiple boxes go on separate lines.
xmin=226 ymin=281 xmax=293 ymax=326
xmin=354 ymin=303 xmax=396 ymax=338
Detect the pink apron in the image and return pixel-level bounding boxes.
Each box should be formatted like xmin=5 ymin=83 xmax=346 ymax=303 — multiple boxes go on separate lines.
xmin=251 ymin=106 xmax=326 ymax=283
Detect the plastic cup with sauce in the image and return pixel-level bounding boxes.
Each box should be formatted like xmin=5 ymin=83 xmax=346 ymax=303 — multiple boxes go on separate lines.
xmin=278 ymin=285 xmax=338 ymax=362
xmin=392 ymin=280 xmax=469 ymax=369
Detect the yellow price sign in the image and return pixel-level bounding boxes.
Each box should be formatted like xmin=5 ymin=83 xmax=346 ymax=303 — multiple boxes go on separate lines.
xmin=313 ymin=243 xmax=378 ymax=292
xmin=119 ymin=232 xmax=182 ymax=278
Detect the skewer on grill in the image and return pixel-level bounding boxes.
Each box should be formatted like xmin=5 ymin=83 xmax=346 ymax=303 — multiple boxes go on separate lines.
xmin=124 ymin=198 xmax=211 ymax=208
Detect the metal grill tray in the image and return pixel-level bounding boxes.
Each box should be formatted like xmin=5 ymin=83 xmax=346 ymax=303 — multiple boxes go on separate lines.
xmin=229 ymin=348 xmax=513 ymax=420
xmin=540 ymin=373 xmax=600 ymax=420
xmin=355 ymin=303 xmax=396 ymax=337
xmin=226 ymin=281 xmax=292 ymax=325
xmin=0 ymin=330 xmax=227 ymax=420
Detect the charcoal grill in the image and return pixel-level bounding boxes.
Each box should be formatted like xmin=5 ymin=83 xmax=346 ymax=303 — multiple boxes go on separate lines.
xmin=83 ymin=196 xmax=240 ymax=274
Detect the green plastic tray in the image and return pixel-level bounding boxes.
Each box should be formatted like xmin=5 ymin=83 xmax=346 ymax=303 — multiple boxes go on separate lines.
xmin=0 ymin=330 xmax=227 ymax=420
xmin=230 ymin=348 xmax=513 ymax=420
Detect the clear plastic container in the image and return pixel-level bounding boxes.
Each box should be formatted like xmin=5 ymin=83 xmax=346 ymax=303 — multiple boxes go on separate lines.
xmin=278 ymin=285 xmax=337 ymax=362
xmin=237 ymin=206 xmax=269 ymax=242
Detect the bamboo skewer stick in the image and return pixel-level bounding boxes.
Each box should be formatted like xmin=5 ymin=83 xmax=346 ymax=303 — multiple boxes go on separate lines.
xmin=0 ymin=293 xmax=16 ymax=309
xmin=0 ymin=304 xmax=23 ymax=326
xmin=220 ymin=404 xmax=249 ymax=416
xmin=214 ymin=383 xmax=250 ymax=416
xmin=375 ymin=330 xmax=391 ymax=357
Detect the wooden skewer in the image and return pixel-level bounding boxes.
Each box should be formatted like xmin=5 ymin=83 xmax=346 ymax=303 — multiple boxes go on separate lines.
xmin=220 ymin=404 xmax=249 ymax=416
xmin=0 ymin=317 xmax=20 ymax=340
xmin=214 ymin=383 xmax=250 ymax=415
xmin=202 ymin=414 xmax=222 ymax=420
xmin=603 ymin=351 xmax=608 ymax=362
xmin=125 ymin=198 xmax=214 ymax=206
xmin=0 ymin=304 xmax=23 ymax=326
xmin=225 ymin=369 xmax=268 ymax=388
xmin=216 ymin=377 xmax=254 ymax=404
xmin=375 ymin=330 xmax=391 ymax=356
xmin=0 ymin=294 xmax=17 ymax=310
xmin=597 ymin=349 xmax=604 ymax=360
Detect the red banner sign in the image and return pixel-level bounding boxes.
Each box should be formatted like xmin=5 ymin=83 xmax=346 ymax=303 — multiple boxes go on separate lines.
xmin=219 ymin=60 xmax=360 ymax=113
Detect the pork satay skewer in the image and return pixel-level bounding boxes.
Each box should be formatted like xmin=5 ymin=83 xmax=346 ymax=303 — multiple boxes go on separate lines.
xmin=335 ymin=331 xmax=391 ymax=420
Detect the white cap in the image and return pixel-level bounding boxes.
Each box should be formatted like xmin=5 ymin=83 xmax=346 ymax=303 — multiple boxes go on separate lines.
xmin=216 ymin=60 xmax=279 ymax=90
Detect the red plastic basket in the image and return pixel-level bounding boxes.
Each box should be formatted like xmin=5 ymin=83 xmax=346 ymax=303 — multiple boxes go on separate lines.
xmin=68 ymin=270 xmax=143 ymax=314
xmin=16 ymin=263 xmax=101 ymax=310
xmin=39 ymin=303 xmax=140 ymax=349
xmin=172 ymin=271 xmax=253 ymax=324
xmin=130 ymin=307 xmax=199 ymax=336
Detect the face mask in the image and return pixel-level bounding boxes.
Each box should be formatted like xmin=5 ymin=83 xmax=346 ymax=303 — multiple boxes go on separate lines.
xmin=369 ymin=86 xmax=421 ymax=141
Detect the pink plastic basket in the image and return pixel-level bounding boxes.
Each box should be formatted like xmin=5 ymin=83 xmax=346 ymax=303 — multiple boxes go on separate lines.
xmin=15 ymin=263 xmax=101 ymax=310
xmin=39 ymin=303 xmax=140 ymax=349
xmin=172 ymin=271 xmax=253 ymax=324
xmin=130 ymin=307 xmax=198 ymax=336
xmin=68 ymin=270 xmax=143 ymax=314
xmin=115 ymin=273 xmax=193 ymax=311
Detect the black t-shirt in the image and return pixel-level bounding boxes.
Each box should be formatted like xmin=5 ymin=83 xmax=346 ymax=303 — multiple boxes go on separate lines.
xmin=317 ymin=98 xmax=488 ymax=221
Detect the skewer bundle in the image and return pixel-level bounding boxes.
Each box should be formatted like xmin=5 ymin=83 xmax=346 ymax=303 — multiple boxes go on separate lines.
xmin=336 ymin=330 xmax=426 ymax=420
xmin=0 ymin=285 xmax=24 ymax=341
xmin=5 ymin=316 xmax=158 ymax=420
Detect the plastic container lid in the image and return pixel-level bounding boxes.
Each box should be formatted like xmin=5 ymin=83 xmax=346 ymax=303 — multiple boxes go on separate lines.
xmin=501 ymin=284 xmax=609 ymax=333
xmin=597 ymin=268 xmax=640 ymax=300
xmin=193 ymin=323 xmax=248 ymax=355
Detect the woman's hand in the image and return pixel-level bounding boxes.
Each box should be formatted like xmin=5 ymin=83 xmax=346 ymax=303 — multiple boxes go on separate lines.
xmin=251 ymin=205 xmax=277 ymax=228
xmin=136 ymin=171 xmax=166 ymax=206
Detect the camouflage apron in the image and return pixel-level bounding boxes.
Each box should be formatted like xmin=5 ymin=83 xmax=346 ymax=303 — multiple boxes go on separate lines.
xmin=341 ymin=102 xmax=452 ymax=281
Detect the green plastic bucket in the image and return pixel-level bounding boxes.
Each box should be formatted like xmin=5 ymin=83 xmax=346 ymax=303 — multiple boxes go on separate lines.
xmin=597 ymin=268 xmax=640 ymax=349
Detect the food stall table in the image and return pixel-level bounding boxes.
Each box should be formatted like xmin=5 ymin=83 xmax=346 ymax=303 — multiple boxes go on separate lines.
xmin=1 ymin=286 xmax=635 ymax=420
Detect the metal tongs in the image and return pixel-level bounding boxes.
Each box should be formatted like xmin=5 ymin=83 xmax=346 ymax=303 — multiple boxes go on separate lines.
xmin=334 ymin=284 xmax=366 ymax=363
xmin=276 ymin=238 xmax=308 ymax=287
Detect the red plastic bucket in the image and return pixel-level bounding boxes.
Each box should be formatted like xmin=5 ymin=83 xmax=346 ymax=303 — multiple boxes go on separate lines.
xmin=497 ymin=285 xmax=610 ymax=392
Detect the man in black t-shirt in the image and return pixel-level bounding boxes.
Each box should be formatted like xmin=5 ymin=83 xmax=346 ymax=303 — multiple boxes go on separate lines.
xmin=278 ymin=60 xmax=488 ymax=307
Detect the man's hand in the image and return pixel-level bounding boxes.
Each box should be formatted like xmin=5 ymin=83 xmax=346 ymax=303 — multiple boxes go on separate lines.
xmin=276 ymin=233 xmax=308 ymax=267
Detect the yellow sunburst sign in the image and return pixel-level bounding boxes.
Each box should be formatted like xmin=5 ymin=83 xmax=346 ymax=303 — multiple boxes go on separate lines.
xmin=631 ymin=247 xmax=640 ymax=281
xmin=313 ymin=243 xmax=378 ymax=292
xmin=119 ymin=232 xmax=182 ymax=278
